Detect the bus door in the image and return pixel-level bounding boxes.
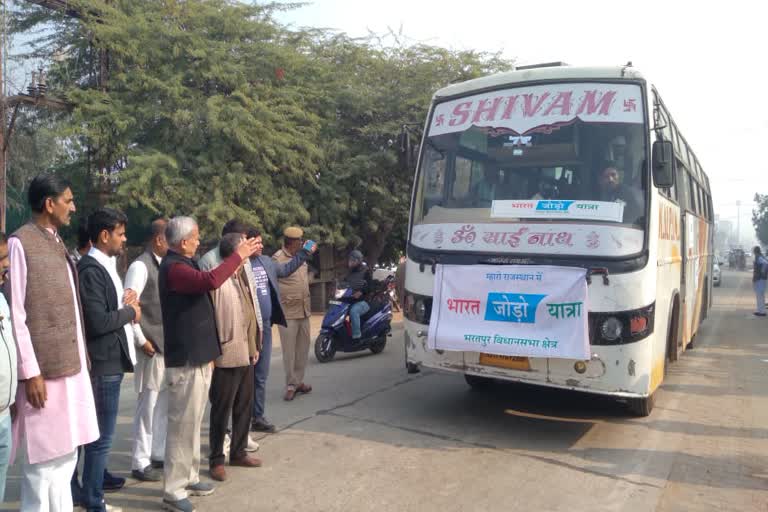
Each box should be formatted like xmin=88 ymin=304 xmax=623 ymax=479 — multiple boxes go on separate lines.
xmin=679 ymin=167 xmax=697 ymax=349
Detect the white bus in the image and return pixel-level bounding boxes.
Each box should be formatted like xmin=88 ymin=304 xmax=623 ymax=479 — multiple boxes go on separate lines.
xmin=401 ymin=63 xmax=713 ymax=416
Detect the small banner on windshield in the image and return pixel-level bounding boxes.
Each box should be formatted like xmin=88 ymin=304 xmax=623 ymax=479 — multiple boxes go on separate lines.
xmin=428 ymin=264 xmax=590 ymax=360
xmin=491 ymin=199 xmax=625 ymax=222
xmin=429 ymin=83 xmax=643 ymax=137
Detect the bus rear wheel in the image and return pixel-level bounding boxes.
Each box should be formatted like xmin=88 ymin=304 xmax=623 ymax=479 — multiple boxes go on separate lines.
xmin=464 ymin=374 xmax=494 ymax=390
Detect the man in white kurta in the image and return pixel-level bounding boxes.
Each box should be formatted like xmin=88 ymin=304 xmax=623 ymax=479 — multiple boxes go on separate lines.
xmin=125 ymin=219 xmax=169 ymax=482
xmin=9 ymin=175 xmax=99 ymax=512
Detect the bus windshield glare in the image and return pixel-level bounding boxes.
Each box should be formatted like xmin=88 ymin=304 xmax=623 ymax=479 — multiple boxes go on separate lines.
xmin=414 ymin=83 xmax=648 ymax=231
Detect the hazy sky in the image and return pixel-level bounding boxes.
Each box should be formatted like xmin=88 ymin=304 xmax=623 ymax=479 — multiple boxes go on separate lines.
xmin=6 ymin=1 xmax=763 ymax=242
xmin=279 ymin=0 xmax=764 ymax=242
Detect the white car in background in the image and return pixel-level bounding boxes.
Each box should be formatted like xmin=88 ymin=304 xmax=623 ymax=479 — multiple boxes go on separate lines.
xmin=372 ymin=265 xmax=397 ymax=282
xmin=713 ymin=260 xmax=721 ymax=287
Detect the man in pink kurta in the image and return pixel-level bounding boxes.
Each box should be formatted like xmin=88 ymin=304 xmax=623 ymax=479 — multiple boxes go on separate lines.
xmin=9 ymin=174 xmax=99 ymax=512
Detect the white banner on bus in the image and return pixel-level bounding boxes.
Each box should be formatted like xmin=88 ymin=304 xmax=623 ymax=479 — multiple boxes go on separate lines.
xmin=410 ymin=223 xmax=644 ymax=257
xmin=429 ymin=83 xmax=643 ymax=137
xmin=428 ymin=265 xmax=590 ymax=360
xmin=491 ymin=199 xmax=624 ymax=223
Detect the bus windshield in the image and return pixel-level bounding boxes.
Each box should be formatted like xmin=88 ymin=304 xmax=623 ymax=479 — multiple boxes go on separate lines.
xmin=413 ymin=83 xmax=648 ymax=233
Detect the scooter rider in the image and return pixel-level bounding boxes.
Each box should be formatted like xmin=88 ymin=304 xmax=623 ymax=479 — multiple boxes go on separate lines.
xmin=344 ymin=250 xmax=372 ymax=341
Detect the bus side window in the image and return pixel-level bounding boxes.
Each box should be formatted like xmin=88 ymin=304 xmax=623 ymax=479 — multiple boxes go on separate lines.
xmin=677 ymin=162 xmax=690 ymax=211
xmin=687 ymin=172 xmax=699 ymax=214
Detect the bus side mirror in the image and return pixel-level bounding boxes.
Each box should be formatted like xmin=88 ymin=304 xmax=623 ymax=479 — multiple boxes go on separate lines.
xmin=652 ymin=140 xmax=675 ymax=188
xmin=397 ymin=126 xmax=412 ymax=172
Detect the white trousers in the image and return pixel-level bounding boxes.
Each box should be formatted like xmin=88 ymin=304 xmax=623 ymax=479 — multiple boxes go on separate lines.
xmin=131 ymin=388 xmax=169 ymax=471
xmin=164 ymin=364 xmax=212 ymax=502
xmin=21 ymin=448 xmax=78 ymax=512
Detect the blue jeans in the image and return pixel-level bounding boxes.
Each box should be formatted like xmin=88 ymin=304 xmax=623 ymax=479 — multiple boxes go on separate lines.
xmin=252 ymin=322 xmax=272 ymax=420
xmin=756 ymin=279 xmax=767 ymax=314
xmin=0 ymin=412 xmax=11 ymax=503
xmin=349 ymin=301 xmax=370 ymax=339
xmin=82 ymin=374 xmax=123 ymax=511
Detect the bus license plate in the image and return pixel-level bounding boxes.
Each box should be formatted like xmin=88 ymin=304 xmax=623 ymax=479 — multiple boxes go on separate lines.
xmin=479 ymin=353 xmax=531 ymax=371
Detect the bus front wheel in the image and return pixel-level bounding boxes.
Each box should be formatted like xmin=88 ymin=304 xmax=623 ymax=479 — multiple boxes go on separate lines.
xmin=627 ymin=393 xmax=655 ymax=417
xmin=464 ymin=374 xmax=494 ymax=390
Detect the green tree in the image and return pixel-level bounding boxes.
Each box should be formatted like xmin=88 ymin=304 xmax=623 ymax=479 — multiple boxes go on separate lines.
xmin=293 ymin=34 xmax=511 ymax=264
xmin=9 ymin=1 xmax=512 ymax=262
xmin=753 ymin=193 xmax=768 ymax=246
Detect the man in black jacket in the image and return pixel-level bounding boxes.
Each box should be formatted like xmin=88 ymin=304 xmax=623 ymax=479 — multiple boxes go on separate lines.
xmin=78 ymin=208 xmax=140 ymax=512
xmin=343 ymin=250 xmax=372 ymax=341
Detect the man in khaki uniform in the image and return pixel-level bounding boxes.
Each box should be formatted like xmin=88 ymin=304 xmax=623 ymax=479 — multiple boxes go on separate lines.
xmin=273 ymin=227 xmax=313 ymax=401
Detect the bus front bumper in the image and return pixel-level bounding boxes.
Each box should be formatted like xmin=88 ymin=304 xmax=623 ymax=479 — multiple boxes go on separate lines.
xmin=404 ymin=319 xmax=657 ymax=398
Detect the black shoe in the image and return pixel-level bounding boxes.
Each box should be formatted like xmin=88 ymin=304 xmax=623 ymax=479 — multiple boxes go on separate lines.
xmin=251 ymin=417 xmax=276 ymax=433
xmin=754 ymin=312 xmax=767 ymax=317
xmin=132 ymin=465 xmax=162 ymax=482
xmin=103 ymin=470 xmax=125 ymax=492
xmin=151 ymin=459 xmax=164 ymax=469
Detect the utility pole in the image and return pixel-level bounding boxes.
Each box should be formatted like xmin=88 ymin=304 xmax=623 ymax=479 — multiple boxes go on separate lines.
xmin=1 ymin=0 xmax=8 ymax=233
xmin=0 ymin=1 xmax=73 ymax=231
xmin=736 ymin=200 xmax=741 ymax=248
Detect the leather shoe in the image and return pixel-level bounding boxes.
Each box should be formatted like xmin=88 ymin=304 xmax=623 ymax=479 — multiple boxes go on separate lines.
xmin=230 ymin=455 xmax=262 ymax=468
xmin=209 ymin=465 xmax=227 ymax=482
xmin=284 ymin=386 xmax=296 ymax=401
xmin=132 ymin=465 xmax=162 ymax=482
xmin=251 ymin=417 xmax=276 ymax=433
xmin=103 ymin=470 xmax=125 ymax=492
xmin=296 ymin=383 xmax=312 ymax=395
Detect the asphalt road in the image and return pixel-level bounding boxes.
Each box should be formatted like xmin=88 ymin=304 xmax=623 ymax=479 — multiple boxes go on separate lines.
xmin=3 ymin=268 xmax=767 ymax=511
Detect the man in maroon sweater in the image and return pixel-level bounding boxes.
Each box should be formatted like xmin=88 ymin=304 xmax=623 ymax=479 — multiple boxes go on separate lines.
xmin=158 ymin=217 xmax=259 ymax=512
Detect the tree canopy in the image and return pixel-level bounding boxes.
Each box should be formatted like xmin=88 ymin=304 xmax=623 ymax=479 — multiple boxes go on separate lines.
xmin=753 ymin=193 xmax=768 ymax=247
xmin=7 ymin=0 xmax=513 ymax=263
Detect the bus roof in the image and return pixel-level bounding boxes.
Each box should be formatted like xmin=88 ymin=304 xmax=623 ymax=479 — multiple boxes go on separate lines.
xmin=434 ymin=65 xmax=646 ymax=100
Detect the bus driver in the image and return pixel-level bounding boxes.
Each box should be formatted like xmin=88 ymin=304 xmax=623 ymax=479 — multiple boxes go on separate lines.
xmin=598 ymin=164 xmax=644 ymax=225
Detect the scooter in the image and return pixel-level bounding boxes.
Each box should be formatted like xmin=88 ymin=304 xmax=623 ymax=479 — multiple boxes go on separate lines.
xmin=314 ymin=277 xmax=394 ymax=363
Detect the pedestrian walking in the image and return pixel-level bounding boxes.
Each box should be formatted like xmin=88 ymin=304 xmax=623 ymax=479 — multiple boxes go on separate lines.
xmin=8 ymin=174 xmax=99 ymax=511
xmin=753 ymin=246 xmax=768 ymax=317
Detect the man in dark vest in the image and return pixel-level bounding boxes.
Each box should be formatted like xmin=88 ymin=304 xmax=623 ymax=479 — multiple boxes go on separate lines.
xmin=8 ymin=174 xmax=99 ymax=511
xmin=126 ymin=218 xmax=169 ymax=482
xmin=158 ymin=216 xmax=259 ymax=512
xmin=77 ymin=207 xmax=139 ymax=512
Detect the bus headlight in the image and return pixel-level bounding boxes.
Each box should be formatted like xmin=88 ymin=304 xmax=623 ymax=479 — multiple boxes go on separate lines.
xmin=590 ymin=303 xmax=655 ymax=345
xmin=600 ymin=317 xmax=623 ymax=341
xmin=404 ymin=292 xmax=433 ymax=325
